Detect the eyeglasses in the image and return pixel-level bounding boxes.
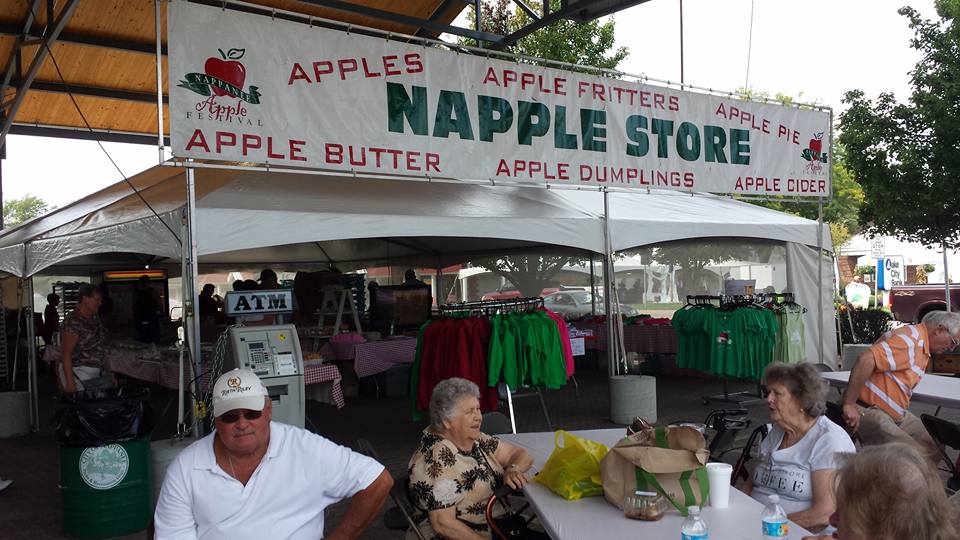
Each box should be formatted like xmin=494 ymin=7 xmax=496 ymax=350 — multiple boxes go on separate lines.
xmin=951 ymin=335 xmax=960 ymax=349
xmin=218 ymin=410 xmax=263 ymax=423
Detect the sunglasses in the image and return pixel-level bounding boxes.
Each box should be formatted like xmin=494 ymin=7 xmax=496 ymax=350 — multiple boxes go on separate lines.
xmin=218 ymin=410 xmax=263 ymax=423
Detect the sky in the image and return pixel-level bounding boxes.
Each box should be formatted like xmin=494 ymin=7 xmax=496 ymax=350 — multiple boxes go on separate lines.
xmin=1 ymin=0 xmax=939 ymax=210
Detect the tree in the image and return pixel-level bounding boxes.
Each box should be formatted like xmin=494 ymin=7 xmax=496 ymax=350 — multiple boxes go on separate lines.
xmin=625 ymin=240 xmax=767 ymax=298
xmin=463 ymin=1 xmax=629 ymax=295
xmin=839 ymin=3 xmax=960 ymax=249
xmin=460 ymin=0 xmax=629 ymax=71
xmin=3 ymin=194 xmax=50 ymax=228
xmin=470 ymin=254 xmax=586 ymax=296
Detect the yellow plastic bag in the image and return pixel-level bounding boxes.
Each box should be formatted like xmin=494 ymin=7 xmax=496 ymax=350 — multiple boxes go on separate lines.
xmin=533 ymin=430 xmax=610 ymax=500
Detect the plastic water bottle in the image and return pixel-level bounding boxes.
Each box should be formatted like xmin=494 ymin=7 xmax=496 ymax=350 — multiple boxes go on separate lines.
xmin=761 ymin=494 xmax=789 ymax=539
xmin=680 ymin=506 xmax=709 ymax=540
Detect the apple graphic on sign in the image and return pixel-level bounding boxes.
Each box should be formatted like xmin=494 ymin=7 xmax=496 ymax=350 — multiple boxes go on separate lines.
xmin=204 ymin=48 xmax=246 ymax=97
xmin=808 ymin=132 xmax=824 ymax=157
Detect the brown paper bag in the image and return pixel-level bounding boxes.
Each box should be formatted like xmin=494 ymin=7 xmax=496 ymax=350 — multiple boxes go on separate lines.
xmin=600 ymin=426 xmax=710 ymax=516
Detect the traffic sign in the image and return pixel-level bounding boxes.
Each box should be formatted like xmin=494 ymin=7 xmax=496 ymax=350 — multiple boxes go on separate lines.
xmin=870 ymin=238 xmax=886 ymax=259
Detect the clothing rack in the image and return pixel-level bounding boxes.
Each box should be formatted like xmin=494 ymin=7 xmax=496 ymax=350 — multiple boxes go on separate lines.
xmin=683 ymin=293 xmax=802 ymax=406
xmin=756 ymin=292 xmax=807 ymax=313
xmin=439 ymin=296 xmax=544 ymax=315
xmin=437 ymin=296 xmax=551 ymax=434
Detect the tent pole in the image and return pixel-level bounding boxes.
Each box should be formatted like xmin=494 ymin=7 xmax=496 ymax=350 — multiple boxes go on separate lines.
xmin=179 ymin=207 xmax=190 ymax=437
xmin=435 ymin=258 xmax=441 ymax=306
xmin=602 ymin=188 xmax=616 ymax=376
xmin=589 ymin=253 xmax=596 ymax=315
xmin=26 ymin=277 xmax=38 ymax=431
xmin=185 ymin=166 xmax=203 ymax=436
xmin=154 ymin=0 xmax=164 ymax=164
xmin=944 ymin=242 xmax=952 ymax=312
xmin=817 ymin=198 xmax=824 ymax=365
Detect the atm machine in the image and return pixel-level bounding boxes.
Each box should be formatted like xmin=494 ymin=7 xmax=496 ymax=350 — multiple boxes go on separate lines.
xmin=224 ymin=325 xmax=305 ymax=428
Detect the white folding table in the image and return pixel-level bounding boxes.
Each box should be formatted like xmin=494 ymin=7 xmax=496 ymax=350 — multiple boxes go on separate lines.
xmin=500 ymin=429 xmax=811 ymax=540
xmin=821 ymin=371 xmax=960 ymax=410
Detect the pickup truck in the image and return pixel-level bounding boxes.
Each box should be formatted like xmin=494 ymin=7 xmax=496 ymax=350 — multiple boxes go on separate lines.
xmin=890 ymin=284 xmax=960 ymax=322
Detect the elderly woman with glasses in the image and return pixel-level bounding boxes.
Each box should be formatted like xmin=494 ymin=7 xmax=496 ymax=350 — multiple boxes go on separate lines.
xmin=744 ymin=362 xmax=855 ymax=533
xmin=407 ymin=377 xmax=537 ymax=540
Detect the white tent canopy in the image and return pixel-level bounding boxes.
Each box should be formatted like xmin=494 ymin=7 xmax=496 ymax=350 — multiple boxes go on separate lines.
xmin=0 ymin=164 xmax=835 ymax=366
xmin=0 ymin=165 xmax=831 ymax=278
xmin=557 ymin=189 xmax=831 ymax=252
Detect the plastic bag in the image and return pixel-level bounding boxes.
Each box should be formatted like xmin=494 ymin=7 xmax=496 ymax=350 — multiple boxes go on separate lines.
xmin=54 ymin=387 xmax=155 ymax=447
xmin=533 ymin=430 xmax=609 ymax=500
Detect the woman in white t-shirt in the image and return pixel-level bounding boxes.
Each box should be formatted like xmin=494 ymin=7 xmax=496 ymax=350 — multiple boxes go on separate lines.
xmin=745 ymin=362 xmax=855 ymax=533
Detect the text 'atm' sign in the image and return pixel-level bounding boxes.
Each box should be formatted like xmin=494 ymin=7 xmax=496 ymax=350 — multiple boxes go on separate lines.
xmin=225 ymin=289 xmax=294 ymax=316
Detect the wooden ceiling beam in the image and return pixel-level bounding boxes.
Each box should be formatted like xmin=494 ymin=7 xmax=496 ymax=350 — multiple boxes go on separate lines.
xmin=1 ymin=0 xmax=43 ymax=95
xmin=9 ymin=123 xmax=167 ymax=146
xmin=298 ymin=0 xmax=501 ymax=44
xmin=26 ymin=81 xmax=166 ymax=104
xmin=0 ymin=0 xmax=80 ymax=152
xmin=0 ymin=23 xmax=166 ymax=56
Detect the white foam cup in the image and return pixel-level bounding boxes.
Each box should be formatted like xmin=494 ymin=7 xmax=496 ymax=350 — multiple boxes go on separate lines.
xmin=706 ymin=462 xmax=733 ymax=508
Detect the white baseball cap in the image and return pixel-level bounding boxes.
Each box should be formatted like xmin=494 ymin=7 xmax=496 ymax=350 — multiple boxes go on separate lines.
xmin=212 ymin=368 xmax=268 ymax=417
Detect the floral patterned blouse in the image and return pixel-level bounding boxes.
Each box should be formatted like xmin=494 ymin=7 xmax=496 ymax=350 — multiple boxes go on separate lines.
xmin=62 ymin=310 xmax=107 ymax=368
xmin=407 ymin=428 xmax=505 ymax=539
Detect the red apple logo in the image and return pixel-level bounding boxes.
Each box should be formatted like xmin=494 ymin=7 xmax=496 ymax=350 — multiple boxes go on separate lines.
xmin=808 ymin=132 xmax=824 ymax=157
xmin=204 ymin=48 xmax=246 ymax=97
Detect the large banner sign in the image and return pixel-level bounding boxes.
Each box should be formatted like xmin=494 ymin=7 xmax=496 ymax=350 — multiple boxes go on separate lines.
xmin=168 ymin=1 xmax=831 ymax=196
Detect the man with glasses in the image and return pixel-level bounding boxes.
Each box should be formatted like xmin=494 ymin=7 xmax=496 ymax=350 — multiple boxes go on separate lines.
xmin=155 ymin=368 xmax=392 ymax=539
xmin=841 ymin=310 xmax=960 ymax=463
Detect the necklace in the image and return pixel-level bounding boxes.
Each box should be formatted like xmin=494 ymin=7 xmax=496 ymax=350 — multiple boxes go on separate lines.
xmin=226 ymin=452 xmax=239 ymax=480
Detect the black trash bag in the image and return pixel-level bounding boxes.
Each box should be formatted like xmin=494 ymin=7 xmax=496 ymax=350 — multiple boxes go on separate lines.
xmin=54 ymin=387 xmax=155 ymax=447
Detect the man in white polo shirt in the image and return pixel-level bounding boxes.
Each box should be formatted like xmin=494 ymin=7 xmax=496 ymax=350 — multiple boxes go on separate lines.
xmin=154 ymin=368 xmax=392 ymax=539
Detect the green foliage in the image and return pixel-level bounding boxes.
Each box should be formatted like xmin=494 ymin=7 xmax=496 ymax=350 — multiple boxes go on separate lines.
xmin=923 ymin=263 xmax=936 ymax=272
xmin=838 ymin=307 xmax=892 ymax=344
xmin=470 ymin=255 xmax=584 ymax=296
xmin=838 ymin=3 xmax=960 ymax=249
xmin=460 ymin=0 xmax=629 ymax=72
xmin=854 ymin=265 xmax=875 ymax=276
xmin=2 ymin=194 xmax=50 ymax=227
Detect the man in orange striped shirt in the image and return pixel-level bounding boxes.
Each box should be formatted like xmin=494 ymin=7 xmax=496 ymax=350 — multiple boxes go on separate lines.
xmin=841 ymin=310 xmax=960 ymax=462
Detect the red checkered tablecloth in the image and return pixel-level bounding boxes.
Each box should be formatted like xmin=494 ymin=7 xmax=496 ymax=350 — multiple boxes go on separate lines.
xmin=304 ymin=363 xmax=345 ymax=408
xmin=45 ymin=342 xmax=345 ymax=408
xmin=319 ymin=337 xmax=417 ymax=378
xmin=570 ymin=322 xmax=678 ymax=354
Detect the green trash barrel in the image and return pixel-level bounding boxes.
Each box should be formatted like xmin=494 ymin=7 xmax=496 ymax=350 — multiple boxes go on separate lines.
xmin=60 ymin=439 xmax=151 ymax=538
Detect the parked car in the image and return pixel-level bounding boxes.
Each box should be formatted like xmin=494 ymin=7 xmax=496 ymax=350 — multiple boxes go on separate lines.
xmin=481 ymin=286 xmax=560 ymax=301
xmin=889 ymin=284 xmax=960 ymax=322
xmin=542 ymin=290 xmax=639 ymax=319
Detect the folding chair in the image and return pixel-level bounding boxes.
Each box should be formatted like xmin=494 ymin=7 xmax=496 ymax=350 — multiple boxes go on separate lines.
xmin=355 ymin=439 xmax=426 ymax=539
xmin=731 ymin=423 xmax=769 ymax=486
xmin=920 ymin=414 xmax=960 ymax=493
xmin=482 ymin=411 xmax=513 ymax=435
xmin=824 ymin=401 xmax=854 ymax=438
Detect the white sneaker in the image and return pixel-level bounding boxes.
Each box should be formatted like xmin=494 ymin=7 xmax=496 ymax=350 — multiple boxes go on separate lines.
xmin=0 ymin=478 xmax=12 ymax=492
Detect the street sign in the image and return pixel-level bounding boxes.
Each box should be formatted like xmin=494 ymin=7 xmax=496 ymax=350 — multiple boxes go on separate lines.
xmin=886 ymin=256 xmax=906 ymax=287
xmin=877 ymin=256 xmax=905 ymax=290
xmin=870 ymin=238 xmax=886 ymax=259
